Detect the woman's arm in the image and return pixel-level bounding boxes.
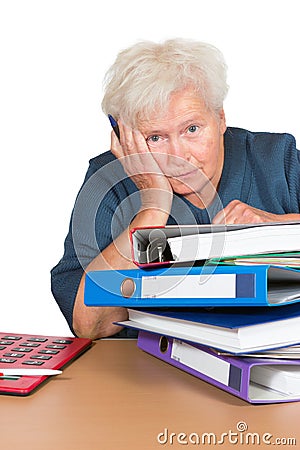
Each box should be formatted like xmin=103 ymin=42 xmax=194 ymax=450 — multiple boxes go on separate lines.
xmin=73 ymin=124 xmax=174 ymax=339
xmin=212 ymin=200 xmax=300 ymax=224
xmin=72 ymin=207 xmax=170 ymax=339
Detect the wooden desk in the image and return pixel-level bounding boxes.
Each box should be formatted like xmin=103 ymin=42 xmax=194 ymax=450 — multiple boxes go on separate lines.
xmin=1 ymin=340 xmax=299 ymax=450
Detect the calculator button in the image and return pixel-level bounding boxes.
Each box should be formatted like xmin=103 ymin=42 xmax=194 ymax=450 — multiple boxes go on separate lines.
xmin=12 ymin=347 xmax=33 ymax=353
xmin=0 ymin=346 xmax=6 ymax=350
xmin=30 ymin=355 xmax=52 ymax=361
xmin=52 ymin=339 xmax=73 ymax=344
xmin=46 ymin=345 xmax=66 ymax=350
xmin=27 ymin=337 xmax=48 ymax=342
xmin=2 ymin=336 xmax=22 ymax=340
xmin=4 ymin=353 xmax=24 ymax=358
xmin=21 ymin=342 xmax=41 ymax=347
xmin=0 ymin=340 xmax=13 ymax=345
xmin=0 ymin=358 xmax=17 ymax=363
xmin=22 ymin=360 xmax=44 ymax=366
xmin=38 ymin=349 xmax=59 ymax=355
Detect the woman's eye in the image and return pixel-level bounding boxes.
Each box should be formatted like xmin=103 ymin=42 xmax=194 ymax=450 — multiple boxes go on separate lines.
xmin=147 ymin=135 xmax=160 ymax=143
xmin=187 ymin=125 xmax=198 ymax=133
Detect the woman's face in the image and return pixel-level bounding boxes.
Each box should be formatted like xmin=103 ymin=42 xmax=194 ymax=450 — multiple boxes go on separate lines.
xmin=137 ymin=87 xmax=227 ymax=207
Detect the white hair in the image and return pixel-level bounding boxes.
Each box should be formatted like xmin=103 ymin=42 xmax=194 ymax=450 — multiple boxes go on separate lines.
xmin=101 ymin=38 xmax=229 ymax=126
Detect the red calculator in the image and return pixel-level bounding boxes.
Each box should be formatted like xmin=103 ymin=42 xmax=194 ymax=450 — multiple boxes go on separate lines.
xmin=0 ymin=332 xmax=92 ymax=395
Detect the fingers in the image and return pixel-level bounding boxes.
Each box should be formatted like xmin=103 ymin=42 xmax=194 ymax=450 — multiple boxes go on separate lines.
xmin=119 ymin=121 xmax=148 ymax=155
xmin=111 ymin=120 xmax=150 ymax=158
xmin=212 ymin=200 xmax=277 ymax=224
xmin=109 ymin=119 xmax=172 ymax=202
xmin=212 ymin=208 xmax=227 ymax=224
xmin=212 ymin=200 xmax=248 ymax=224
xmin=110 ymin=130 xmax=123 ymax=159
xmin=111 ymin=120 xmax=164 ymax=175
xmin=119 ymin=122 xmax=135 ymax=155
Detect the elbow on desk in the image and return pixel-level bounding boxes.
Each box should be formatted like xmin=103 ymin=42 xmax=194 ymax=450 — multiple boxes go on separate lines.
xmin=72 ymin=308 xmax=129 ymax=340
xmin=73 ymin=323 xmax=125 ymax=340
xmin=72 ymin=324 xmax=101 ymax=340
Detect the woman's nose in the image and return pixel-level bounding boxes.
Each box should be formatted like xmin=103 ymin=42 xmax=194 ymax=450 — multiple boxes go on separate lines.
xmin=167 ymin=137 xmax=191 ymax=164
xmin=167 ymin=136 xmax=182 ymax=156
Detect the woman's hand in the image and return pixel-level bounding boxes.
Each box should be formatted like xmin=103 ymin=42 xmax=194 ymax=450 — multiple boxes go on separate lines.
xmin=110 ymin=120 xmax=173 ymax=214
xmin=212 ymin=200 xmax=288 ymax=224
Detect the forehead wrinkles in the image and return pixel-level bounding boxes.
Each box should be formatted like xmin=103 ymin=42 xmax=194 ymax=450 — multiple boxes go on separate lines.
xmin=137 ymin=90 xmax=210 ymax=134
xmin=138 ymin=109 xmax=206 ymax=135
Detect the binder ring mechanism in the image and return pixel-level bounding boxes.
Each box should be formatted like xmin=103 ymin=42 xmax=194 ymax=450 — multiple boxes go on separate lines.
xmin=120 ymin=278 xmax=136 ymax=298
xmin=146 ymin=229 xmax=172 ymax=263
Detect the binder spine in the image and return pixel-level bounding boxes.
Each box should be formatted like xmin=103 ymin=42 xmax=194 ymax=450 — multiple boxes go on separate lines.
xmin=84 ymin=266 xmax=266 ymax=307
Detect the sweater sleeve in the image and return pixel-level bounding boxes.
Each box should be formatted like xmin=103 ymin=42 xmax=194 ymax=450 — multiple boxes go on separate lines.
xmin=244 ymin=130 xmax=300 ymax=214
xmin=283 ymin=134 xmax=300 ymax=212
xmin=50 ymin=152 xmax=139 ymax=335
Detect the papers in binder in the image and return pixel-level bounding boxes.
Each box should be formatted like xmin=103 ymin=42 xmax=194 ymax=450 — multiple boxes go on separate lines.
xmin=250 ymin=365 xmax=300 ymax=395
xmin=213 ymin=252 xmax=300 ymax=268
xmin=214 ymin=345 xmax=300 ymax=359
xmin=168 ymin=224 xmax=300 ymax=264
xmin=118 ymin=303 xmax=300 ymax=353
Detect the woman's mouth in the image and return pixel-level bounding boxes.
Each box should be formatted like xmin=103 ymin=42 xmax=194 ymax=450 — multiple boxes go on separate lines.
xmin=168 ymin=169 xmax=199 ymax=179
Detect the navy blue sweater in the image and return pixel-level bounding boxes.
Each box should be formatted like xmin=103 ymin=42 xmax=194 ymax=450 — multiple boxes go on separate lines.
xmin=51 ymin=127 xmax=300 ymax=335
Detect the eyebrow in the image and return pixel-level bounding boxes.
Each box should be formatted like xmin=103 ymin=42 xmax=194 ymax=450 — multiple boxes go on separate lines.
xmin=144 ymin=118 xmax=201 ymax=136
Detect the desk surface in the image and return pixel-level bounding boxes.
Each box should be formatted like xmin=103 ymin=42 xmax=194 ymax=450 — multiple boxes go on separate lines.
xmin=1 ymin=340 xmax=299 ymax=450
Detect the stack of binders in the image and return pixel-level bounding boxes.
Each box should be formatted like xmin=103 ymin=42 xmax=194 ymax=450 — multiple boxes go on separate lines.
xmin=84 ymin=222 xmax=300 ymax=403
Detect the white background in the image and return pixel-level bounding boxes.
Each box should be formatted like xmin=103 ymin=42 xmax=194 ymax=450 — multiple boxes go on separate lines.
xmin=0 ymin=0 xmax=299 ymax=336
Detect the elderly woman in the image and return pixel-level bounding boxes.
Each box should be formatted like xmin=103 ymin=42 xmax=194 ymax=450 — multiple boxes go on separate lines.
xmin=51 ymin=38 xmax=300 ymax=339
